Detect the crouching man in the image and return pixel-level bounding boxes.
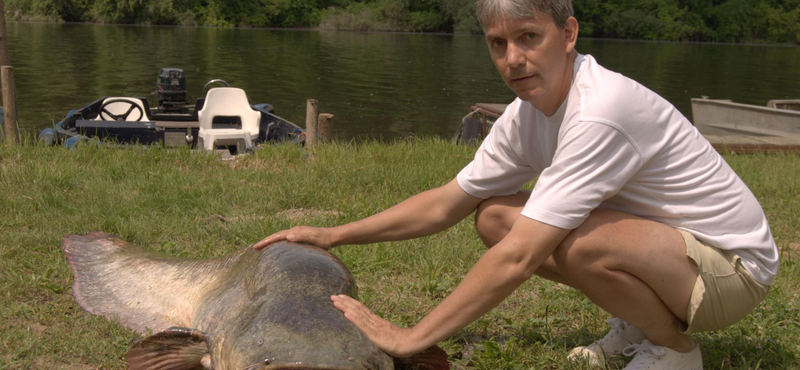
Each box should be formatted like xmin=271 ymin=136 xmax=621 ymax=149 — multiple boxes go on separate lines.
xmin=255 ymin=0 xmax=778 ymax=368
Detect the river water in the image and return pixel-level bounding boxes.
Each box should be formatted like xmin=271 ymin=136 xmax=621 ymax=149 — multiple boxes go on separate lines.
xmin=7 ymin=22 xmax=800 ymax=140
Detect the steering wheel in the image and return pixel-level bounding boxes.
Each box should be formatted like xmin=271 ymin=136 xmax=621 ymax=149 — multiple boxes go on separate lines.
xmin=99 ymin=99 xmax=145 ymax=121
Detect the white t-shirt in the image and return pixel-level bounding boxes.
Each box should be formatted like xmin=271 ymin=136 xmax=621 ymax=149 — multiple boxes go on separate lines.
xmin=457 ymin=54 xmax=778 ymax=285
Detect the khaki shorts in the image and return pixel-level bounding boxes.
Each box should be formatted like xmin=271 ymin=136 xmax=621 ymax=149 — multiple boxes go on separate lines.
xmin=679 ymin=230 xmax=770 ymax=334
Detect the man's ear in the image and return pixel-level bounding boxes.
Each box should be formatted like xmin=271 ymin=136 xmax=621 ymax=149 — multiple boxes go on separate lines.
xmin=564 ymin=17 xmax=579 ymax=53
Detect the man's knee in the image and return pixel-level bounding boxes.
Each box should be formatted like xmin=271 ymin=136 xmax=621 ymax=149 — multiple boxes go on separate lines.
xmin=552 ymin=209 xmax=624 ymax=272
xmin=474 ymin=199 xmax=510 ymax=247
xmin=474 ymin=192 xmax=529 ymax=248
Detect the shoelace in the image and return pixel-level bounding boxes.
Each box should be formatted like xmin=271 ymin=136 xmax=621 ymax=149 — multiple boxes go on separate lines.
xmin=622 ymin=341 xmax=667 ymax=368
xmin=582 ymin=317 xmax=627 ymax=360
xmin=596 ymin=317 xmax=626 ymax=346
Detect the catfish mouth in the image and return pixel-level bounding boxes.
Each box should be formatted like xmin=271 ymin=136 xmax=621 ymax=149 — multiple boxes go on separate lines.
xmin=245 ymin=368 xmax=329 ymax=370
xmin=244 ymin=361 xmax=356 ymax=370
xmin=251 ymin=368 xmax=335 ymax=370
xmin=244 ymin=343 xmax=451 ymax=370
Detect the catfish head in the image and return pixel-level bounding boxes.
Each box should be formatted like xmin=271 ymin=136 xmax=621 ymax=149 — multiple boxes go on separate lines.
xmin=207 ymin=243 xmax=393 ymax=370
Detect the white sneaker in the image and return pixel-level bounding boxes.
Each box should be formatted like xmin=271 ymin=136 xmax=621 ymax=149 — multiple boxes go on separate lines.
xmin=622 ymin=339 xmax=703 ymax=369
xmin=567 ymin=318 xmax=647 ymax=366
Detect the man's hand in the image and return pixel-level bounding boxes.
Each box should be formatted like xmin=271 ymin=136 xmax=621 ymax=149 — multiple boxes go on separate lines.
xmin=331 ymin=294 xmax=425 ymax=358
xmin=253 ymin=226 xmax=335 ymax=250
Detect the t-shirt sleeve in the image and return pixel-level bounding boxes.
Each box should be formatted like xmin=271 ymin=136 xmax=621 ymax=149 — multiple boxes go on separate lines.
xmin=456 ymin=114 xmax=538 ymax=199
xmin=522 ymin=121 xmax=644 ymax=229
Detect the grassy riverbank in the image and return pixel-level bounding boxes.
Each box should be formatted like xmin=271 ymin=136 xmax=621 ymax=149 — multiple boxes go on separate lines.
xmin=1 ymin=139 xmax=799 ymax=369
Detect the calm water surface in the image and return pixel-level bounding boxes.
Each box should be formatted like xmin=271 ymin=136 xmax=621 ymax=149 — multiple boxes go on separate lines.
xmin=7 ymin=22 xmax=800 ymax=140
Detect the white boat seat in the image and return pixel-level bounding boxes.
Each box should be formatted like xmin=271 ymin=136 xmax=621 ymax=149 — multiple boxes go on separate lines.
xmin=93 ymin=97 xmax=148 ymax=122
xmin=197 ymin=87 xmax=261 ymax=152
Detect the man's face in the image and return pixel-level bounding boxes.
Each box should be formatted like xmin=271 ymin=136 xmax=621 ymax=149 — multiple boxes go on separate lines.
xmin=484 ymin=13 xmax=577 ymax=114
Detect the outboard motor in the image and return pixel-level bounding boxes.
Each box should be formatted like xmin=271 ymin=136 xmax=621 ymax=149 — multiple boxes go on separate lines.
xmin=155 ymin=68 xmax=188 ymax=111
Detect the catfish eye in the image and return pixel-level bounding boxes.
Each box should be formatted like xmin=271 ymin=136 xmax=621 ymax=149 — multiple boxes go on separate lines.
xmin=257 ymin=339 xmax=264 ymax=346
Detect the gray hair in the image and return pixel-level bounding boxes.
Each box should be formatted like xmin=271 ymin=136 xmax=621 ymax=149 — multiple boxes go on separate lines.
xmin=476 ymin=0 xmax=574 ymax=29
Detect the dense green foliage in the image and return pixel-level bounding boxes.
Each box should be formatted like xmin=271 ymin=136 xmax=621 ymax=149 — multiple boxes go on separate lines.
xmin=6 ymin=0 xmax=799 ymax=42
xmin=575 ymin=0 xmax=800 ymax=42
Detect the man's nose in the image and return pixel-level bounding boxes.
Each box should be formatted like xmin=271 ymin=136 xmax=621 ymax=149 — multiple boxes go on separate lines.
xmin=506 ymin=42 xmax=526 ymax=68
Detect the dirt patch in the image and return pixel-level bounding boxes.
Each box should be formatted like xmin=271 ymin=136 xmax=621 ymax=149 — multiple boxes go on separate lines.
xmin=785 ymin=242 xmax=800 ymax=261
xmin=275 ymin=208 xmax=343 ymax=221
xmin=33 ymin=357 xmax=95 ymax=370
xmin=205 ymin=208 xmax=343 ymax=224
xmin=1 ymin=320 xmax=48 ymax=335
xmin=225 ymin=155 xmax=289 ymax=172
xmin=28 ymin=322 xmax=48 ymax=335
xmin=206 ymin=214 xmax=266 ymax=223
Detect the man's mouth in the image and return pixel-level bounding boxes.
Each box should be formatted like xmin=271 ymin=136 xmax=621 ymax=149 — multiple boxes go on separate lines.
xmin=510 ymin=74 xmax=535 ymax=83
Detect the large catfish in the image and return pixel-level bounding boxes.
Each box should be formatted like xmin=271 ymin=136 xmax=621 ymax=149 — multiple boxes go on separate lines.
xmin=62 ymin=232 xmax=449 ymax=370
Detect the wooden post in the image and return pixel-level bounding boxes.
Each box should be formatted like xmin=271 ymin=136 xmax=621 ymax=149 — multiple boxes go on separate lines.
xmin=0 ymin=0 xmax=15 ymax=145
xmin=318 ymin=113 xmax=334 ymax=143
xmin=2 ymin=66 xmax=19 ymax=145
xmin=305 ymin=99 xmax=318 ymax=149
xmin=0 ymin=0 xmax=10 ymax=67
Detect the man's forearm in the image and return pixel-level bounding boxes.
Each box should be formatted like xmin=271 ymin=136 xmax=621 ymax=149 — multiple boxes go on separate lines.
xmin=330 ymin=180 xmax=482 ymax=246
xmin=406 ymin=217 xmax=570 ymax=351
xmin=409 ymin=241 xmax=535 ymax=348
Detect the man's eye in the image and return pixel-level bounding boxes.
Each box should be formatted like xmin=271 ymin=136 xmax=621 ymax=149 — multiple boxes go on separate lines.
xmin=491 ymin=39 xmax=505 ymax=48
xmin=525 ymin=32 xmax=536 ymax=40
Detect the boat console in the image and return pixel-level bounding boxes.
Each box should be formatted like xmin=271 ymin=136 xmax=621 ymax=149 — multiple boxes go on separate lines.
xmin=40 ymin=68 xmax=305 ymax=152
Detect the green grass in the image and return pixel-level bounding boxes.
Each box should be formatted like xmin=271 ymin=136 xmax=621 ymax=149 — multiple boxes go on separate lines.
xmin=1 ymin=139 xmax=798 ymax=369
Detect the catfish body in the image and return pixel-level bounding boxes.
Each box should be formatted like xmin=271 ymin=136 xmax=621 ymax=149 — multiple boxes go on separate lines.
xmin=62 ymin=231 xmax=394 ymax=370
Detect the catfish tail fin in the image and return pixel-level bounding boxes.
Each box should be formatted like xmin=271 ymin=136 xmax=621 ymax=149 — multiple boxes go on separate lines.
xmin=62 ymin=232 xmax=220 ymax=334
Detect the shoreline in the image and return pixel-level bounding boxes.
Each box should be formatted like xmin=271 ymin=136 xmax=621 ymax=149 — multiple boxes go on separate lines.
xmin=7 ymin=19 xmax=799 ymax=46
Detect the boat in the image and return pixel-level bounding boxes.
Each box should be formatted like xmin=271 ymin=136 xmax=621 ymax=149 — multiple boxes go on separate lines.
xmin=691 ymin=97 xmax=800 ymax=136
xmin=38 ymin=68 xmax=306 ymax=155
xmin=691 ymin=97 xmax=800 ymax=153
xmin=455 ymin=99 xmax=800 ymax=153
xmin=453 ymin=103 xmax=507 ymax=144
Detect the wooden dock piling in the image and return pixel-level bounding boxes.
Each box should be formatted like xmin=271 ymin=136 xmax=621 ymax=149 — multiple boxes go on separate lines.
xmin=318 ymin=113 xmax=333 ymax=142
xmin=305 ymin=99 xmax=318 ymax=149
xmin=0 ymin=0 xmax=9 ymax=67
xmin=0 ymin=0 xmax=19 ymax=146
xmin=1 ymin=65 xmax=18 ymax=145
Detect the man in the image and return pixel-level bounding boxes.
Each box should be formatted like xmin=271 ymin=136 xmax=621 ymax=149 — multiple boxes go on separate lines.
xmin=254 ymin=0 xmax=778 ymax=368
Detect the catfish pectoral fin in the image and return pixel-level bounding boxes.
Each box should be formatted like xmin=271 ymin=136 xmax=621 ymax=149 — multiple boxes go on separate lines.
xmin=392 ymin=345 xmax=451 ymax=370
xmin=127 ymin=327 xmax=211 ymax=370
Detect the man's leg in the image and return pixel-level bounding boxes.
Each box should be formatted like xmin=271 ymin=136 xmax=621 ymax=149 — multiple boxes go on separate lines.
xmin=475 ymin=192 xmax=698 ymax=353
xmin=475 ymin=191 xmax=572 ymax=286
